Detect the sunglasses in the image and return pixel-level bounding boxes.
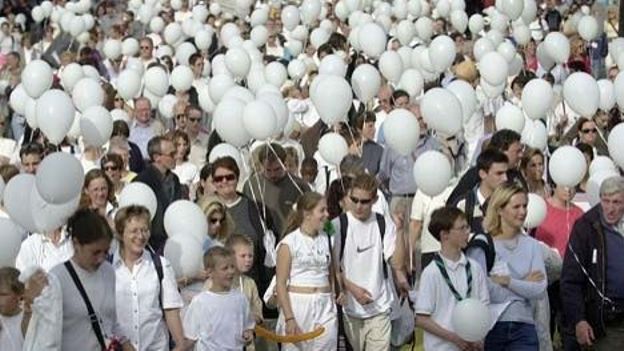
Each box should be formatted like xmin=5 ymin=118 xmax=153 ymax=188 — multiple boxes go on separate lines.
xmin=209 ymin=217 xmax=225 ymax=224
xmin=581 ymin=128 xmax=597 ymax=134
xmin=350 ymin=196 xmax=373 ymax=205
xmin=213 ymin=174 xmax=236 ymax=183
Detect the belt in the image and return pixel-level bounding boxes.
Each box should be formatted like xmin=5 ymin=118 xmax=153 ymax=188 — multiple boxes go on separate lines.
xmin=393 ymin=193 xmax=415 ymax=198
xmin=288 ymin=286 xmax=332 ymax=294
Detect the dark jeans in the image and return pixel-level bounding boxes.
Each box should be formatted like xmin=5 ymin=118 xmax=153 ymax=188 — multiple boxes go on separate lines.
xmin=485 ymin=322 xmax=539 ymax=351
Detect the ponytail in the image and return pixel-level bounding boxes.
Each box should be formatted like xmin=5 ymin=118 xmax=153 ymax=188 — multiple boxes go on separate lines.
xmin=282 ymin=192 xmax=324 ymax=238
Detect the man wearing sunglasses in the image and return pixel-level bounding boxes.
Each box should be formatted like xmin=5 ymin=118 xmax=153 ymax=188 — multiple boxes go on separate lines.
xmin=333 ymin=173 xmax=409 ymax=351
xmin=134 ymin=136 xmax=183 ymax=253
xmin=185 ymin=105 xmax=210 ymax=168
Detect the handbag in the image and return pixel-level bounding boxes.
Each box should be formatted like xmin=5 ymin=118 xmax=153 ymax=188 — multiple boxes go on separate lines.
xmin=64 ymin=261 xmax=122 ymax=351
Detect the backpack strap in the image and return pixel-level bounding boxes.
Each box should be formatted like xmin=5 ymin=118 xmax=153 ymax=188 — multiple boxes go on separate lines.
xmin=64 ymin=261 xmax=107 ymax=350
xmin=467 ymin=233 xmax=495 ymax=274
xmin=465 ymin=189 xmax=476 ymax=231
xmin=338 ymin=213 xmax=348 ymax=265
xmin=375 ymin=213 xmax=388 ymax=279
xmin=149 ymin=250 xmax=164 ymax=311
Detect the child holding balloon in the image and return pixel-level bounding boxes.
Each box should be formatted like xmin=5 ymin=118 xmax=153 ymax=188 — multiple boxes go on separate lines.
xmin=415 ymin=206 xmax=490 ymax=351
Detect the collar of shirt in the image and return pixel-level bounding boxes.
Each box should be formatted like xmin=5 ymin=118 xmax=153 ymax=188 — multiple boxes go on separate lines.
xmin=112 ymin=245 xmax=149 ymax=269
xmin=476 ymin=187 xmax=487 ymax=207
xmin=440 ymin=253 xmax=468 ymax=272
xmin=40 ymin=228 xmax=70 ymax=245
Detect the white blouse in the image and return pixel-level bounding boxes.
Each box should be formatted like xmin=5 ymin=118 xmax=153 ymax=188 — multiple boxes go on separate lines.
xmin=15 ymin=232 xmax=74 ymax=273
xmin=112 ymin=248 xmax=184 ymax=351
xmin=278 ymin=229 xmax=332 ymax=287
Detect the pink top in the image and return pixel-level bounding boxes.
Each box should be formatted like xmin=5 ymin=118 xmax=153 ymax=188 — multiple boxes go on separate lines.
xmin=535 ymin=201 xmax=584 ymax=257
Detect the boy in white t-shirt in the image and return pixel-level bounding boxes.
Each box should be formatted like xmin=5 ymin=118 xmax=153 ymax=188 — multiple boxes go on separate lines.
xmin=181 ymin=246 xmax=255 ymax=351
xmin=0 ymin=267 xmax=26 ymax=351
xmin=415 ymin=207 xmax=489 ymax=351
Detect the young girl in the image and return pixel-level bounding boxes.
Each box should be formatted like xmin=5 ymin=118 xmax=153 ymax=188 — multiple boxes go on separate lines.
xmin=0 ymin=267 xmax=26 ymax=351
xmin=275 ymin=192 xmax=338 ymax=350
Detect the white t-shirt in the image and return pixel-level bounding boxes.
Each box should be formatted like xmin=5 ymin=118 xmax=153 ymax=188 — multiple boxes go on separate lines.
xmin=410 ymin=187 xmax=453 ymax=254
xmin=113 ymin=249 xmax=184 ymax=351
xmin=334 ymin=212 xmax=397 ymax=318
xmin=415 ymin=254 xmax=489 ymax=351
xmin=0 ymin=311 xmax=24 ymax=351
xmin=279 ymin=229 xmax=332 ymax=287
xmin=183 ymin=290 xmax=255 ymax=351
xmin=15 ymin=232 xmax=74 ymax=272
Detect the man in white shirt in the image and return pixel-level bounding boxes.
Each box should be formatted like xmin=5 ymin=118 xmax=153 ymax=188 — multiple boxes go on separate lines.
xmin=333 ymin=173 xmax=409 ymax=351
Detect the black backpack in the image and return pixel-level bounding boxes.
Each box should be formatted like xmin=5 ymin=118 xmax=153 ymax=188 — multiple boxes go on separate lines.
xmin=337 ymin=212 xmax=388 ymax=279
xmin=466 ymin=232 xmax=496 ymax=274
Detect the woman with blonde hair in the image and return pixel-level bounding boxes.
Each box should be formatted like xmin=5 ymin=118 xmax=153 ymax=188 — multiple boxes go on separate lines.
xmin=275 ymin=192 xmax=338 ymax=350
xmin=520 ymin=148 xmax=550 ymax=198
xmin=468 ymin=182 xmax=547 ymax=351
xmin=199 ymin=197 xmax=235 ymax=249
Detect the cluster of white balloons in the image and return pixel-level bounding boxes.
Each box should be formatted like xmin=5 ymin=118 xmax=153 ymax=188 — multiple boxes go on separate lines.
xmin=163 ymin=200 xmax=208 ymax=277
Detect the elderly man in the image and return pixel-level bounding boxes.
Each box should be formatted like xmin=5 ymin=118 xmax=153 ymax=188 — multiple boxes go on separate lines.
xmin=561 ymin=176 xmax=624 ymax=351
xmin=134 ymin=136 xmax=183 ymax=253
xmin=129 ymin=97 xmax=165 ymax=160
xmin=185 ymin=104 xmax=209 ymax=168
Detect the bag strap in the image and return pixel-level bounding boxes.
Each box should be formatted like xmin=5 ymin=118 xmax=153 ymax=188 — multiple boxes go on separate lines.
xmin=149 ymin=250 xmax=164 ymax=311
xmin=64 ymin=261 xmax=107 ymax=350
xmin=433 ymin=253 xmax=472 ymax=301
xmin=467 ymin=233 xmax=495 ymax=273
xmin=375 ymin=213 xmax=388 ymax=279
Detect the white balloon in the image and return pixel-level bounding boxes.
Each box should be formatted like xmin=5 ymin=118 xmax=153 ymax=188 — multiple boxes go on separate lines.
xmin=310 ymin=75 xmax=352 ymax=125
xmin=32 ymin=6 xmax=45 ymax=23
xmin=250 ymin=8 xmax=269 ymax=27
xmin=225 ymin=47 xmax=251 ymax=80
xmin=287 ymin=59 xmax=307 ymax=80
xmin=496 ymin=103 xmax=525 ymax=134
xmin=521 ymin=0 xmax=537 ymax=24
xmin=379 ymin=51 xmax=403 ymax=83
xmin=398 ymin=69 xmax=424 ymax=99
xmin=144 ymin=66 xmax=169 ymax=97
xmin=589 ymin=156 xmax=618 ymax=177
xmin=396 ymin=20 xmax=415 ymax=46
xmin=383 ymin=109 xmax=421 ymax=155
xmin=501 ymin=0 xmax=524 ymax=20
xmin=250 ymin=25 xmax=269 ymax=47
xmin=118 ymin=183 xmax=158 ymax=220
xmin=116 ymin=70 xmax=142 ymax=101
xmin=497 ymin=41 xmax=516 ymax=63
xmin=536 ymin=42 xmax=555 ymax=71
xmin=608 ymin=123 xmax=624 ymax=170
xmin=413 ymin=151 xmax=452 ymax=197
xmin=473 ymin=37 xmax=495 ymax=62
xmin=150 ymin=16 xmax=165 ymax=33
xmin=164 ymin=200 xmax=208 ymax=242
xmin=36 ymin=90 xmax=76 ymax=144
xmin=0 ymin=218 xmax=26 ymax=266
xmin=25 ymin=98 xmax=38 ymax=128
xmin=597 ymin=79 xmax=616 ymax=112
xmin=587 ymin=170 xmax=620 ymax=206
xmin=301 ymin=0 xmax=322 ymax=25
xmin=209 ymin=143 xmax=243 ymax=169
xmin=124 ymin=57 xmax=145 ymax=77
xmin=358 ymin=22 xmax=387 ymax=58
xmin=563 ymin=72 xmax=599 ymax=117
xmin=72 ymin=77 xmax=104 ymax=113
xmin=164 ymin=235 xmax=204 ymax=278
xmin=31 ymin=186 xmax=80 ymax=233
xmin=480 ymin=78 xmax=506 ymax=98
xmin=310 ymin=28 xmax=330 ymax=49
xmin=264 ymin=61 xmax=288 ymax=88
xmin=468 ymin=14 xmax=484 ymax=34
xmin=281 ymin=5 xmax=300 ymax=31
xmin=521 ymin=120 xmax=548 ymax=151
xmin=214 ymin=98 xmax=251 ymax=147
xmin=429 ymin=35 xmax=457 ymax=73
xmin=318 ymin=133 xmax=349 ymax=165
xmin=209 ymin=74 xmax=236 ymax=104
xmin=174 ymin=42 xmax=197 ymax=66
xmin=9 ymin=84 xmax=29 ymax=115
xmin=513 ymin=24 xmax=531 ymax=46
xmin=164 ymin=22 xmax=183 ymax=45
xmin=450 ymin=10 xmax=468 ymax=33
xmin=544 ymin=32 xmax=570 ymax=64
xmin=578 ymin=15 xmax=599 ymax=42
xmin=4 ymin=174 xmax=37 ymax=232
xmin=452 ymin=298 xmax=492 ymax=342
xmin=69 ymin=16 xmax=85 ymax=37
xmin=525 ymin=193 xmax=547 ymax=229
xmin=21 ymin=60 xmax=53 ymax=99
xmin=351 ymin=64 xmax=381 ymax=103
xmin=521 ymin=79 xmax=553 ymax=120
xmin=170 ymin=65 xmax=194 ymax=92
xmin=35 ymin=152 xmax=84 ymax=204
xmin=111 ymin=109 xmax=130 ymax=123
xmin=103 ymin=39 xmax=122 ymax=60
xmin=220 ymin=23 xmax=242 ymax=48
xmin=478 ymin=52 xmax=509 ymax=86
xmin=319 ymin=54 xmax=347 ymax=77
xmin=421 ymin=88 xmax=463 ymax=136
xmin=415 ymin=17 xmax=433 ymax=42
xmin=181 ymin=18 xmax=201 ymax=37
xmin=242 ymin=100 xmax=277 ymax=140
xmin=80 ymin=106 xmax=113 ymax=147
xmin=195 ymin=29 xmax=214 ymax=50
xmin=549 ymin=145 xmax=588 ymax=187
xmin=258 ymin=92 xmax=289 ymax=135
xmin=447 ymin=80 xmax=477 ymax=121
xmin=209 ymin=2 xmax=221 ymax=15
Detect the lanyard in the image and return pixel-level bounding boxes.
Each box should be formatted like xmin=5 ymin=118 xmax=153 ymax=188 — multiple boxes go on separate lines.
xmin=434 ymin=253 xmax=472 ymax=301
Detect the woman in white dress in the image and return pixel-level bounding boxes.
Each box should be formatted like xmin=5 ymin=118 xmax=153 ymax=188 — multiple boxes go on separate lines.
xmin=276 ymin=192 xmax=338 ymax=350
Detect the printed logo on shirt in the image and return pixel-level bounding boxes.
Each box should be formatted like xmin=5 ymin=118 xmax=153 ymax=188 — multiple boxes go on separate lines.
xmin=356 ymin=244 xmax=374 ymax=253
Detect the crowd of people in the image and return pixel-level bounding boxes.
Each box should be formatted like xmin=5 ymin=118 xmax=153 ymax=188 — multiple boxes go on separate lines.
xmin=0 ymin=0 xmax=623 ymax=350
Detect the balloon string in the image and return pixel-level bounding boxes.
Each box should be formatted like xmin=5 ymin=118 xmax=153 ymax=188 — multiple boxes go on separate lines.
xmin=245 ymin=145 xmax=269 ymax=234
xmin=344 ymin=123 xmax=362 ymax=158
xmin=267 ymin=142 xmax=305 ymax=195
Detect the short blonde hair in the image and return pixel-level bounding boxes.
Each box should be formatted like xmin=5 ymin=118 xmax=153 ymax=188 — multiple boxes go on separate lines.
xmin=483 ymin=183 xmax=527 ymax=237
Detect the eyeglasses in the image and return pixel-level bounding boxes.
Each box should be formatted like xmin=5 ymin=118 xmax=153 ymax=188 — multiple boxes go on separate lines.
xmin=350 ymin=196 xmax=373 ymax=205
xmin=104 ymin=165 xmax=119 ymax=171
xmin=209 ymin=217 xmax=225 ymax=224
xmin=160 ymin=151 xmax=176 ymax=158
xmin=450 ymin=224 xmax=470 ymax=232
xmin=213 ymin=174 xmax=237 ymax=183
xmin=581 ymin=128 xmax=597 ymax=134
